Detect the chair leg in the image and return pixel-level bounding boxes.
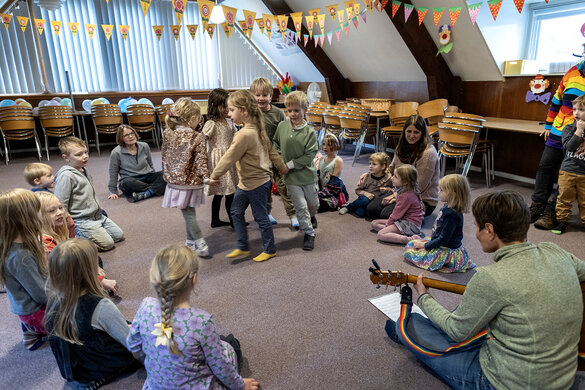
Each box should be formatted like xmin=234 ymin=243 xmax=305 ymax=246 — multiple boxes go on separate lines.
xmin=34 ymin=134 xmax=42 ymax=161
xmin=95 ymin=128 xmax=101 ymax=156
xmin=1 ymin=134 xmax=8 ymax=165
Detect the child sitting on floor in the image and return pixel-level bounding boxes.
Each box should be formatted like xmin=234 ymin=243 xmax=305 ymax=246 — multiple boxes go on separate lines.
xmin=317 ymin=134 xmax=348 ymax=212
xmin=24 ymin=162 xmax=55 ymax=193
xmin=404 ymin=174 xmax=476 ymax=272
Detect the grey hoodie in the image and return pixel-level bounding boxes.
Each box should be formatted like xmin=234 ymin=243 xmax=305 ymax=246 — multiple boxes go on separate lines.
xmin=54 ymin=165 xmax=102 ymax=220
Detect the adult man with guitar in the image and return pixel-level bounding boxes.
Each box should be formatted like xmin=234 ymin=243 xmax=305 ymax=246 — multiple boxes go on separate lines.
xmin=383 ymin=191 xmax=585 ymax=389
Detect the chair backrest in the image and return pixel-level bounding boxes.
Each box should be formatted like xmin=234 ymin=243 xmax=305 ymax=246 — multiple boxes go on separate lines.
xmin=361 ymin=98 xmax=392 ymax=113
xmin=417 ymin=99 xmax=448 ymax=125
xmin=155 ymin=103 xmax=172 ymax=125
xmin=323 ymin=106 xmax=344 ymax=126
xmin=92 ymin=104 xmax=122 ymax=129
xmin=437 ymin=123 xmax=479 ymax=145
xmin=389 ymin=102 xmax=419 ymax=128
xmin=339 ymin=109 xmax=367 ymax=133
xmin=39 ymin=106 xmax=73 ymax=127
xmin=127 ymin=104 xmax=155 ymax=128
xmin=0 ymin=106 xmax=36 ymax=139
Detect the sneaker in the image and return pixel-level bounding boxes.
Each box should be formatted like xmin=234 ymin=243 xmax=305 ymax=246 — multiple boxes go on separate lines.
xmin=339 ymin=206 xmax=349 ymax=215
xmin=534 ymin=209 xmax=556 ymax=230
xmin=529 ymin=202 xmax=546 ymax=224
xmin=290 ymin=215 xmax=299 ymax=230
xmin=253 ymin=252 xmax=276 ymax=262
xmin=311 ymin=216 xmax=318 ymax=229
xmin=303 ymin=234 xmax=315 ymax=251
xmin=551 ymin=222 xmax=568 ymax=235
xmin=226 ymin=249 xmax=251 ymax=258
xmin=268 ymin=214 xmax=277 ymax=224
xmin=193 ymin=238 xmax=210 ymax=258
xmin=132 ymin=191 xmax=151 ymax=202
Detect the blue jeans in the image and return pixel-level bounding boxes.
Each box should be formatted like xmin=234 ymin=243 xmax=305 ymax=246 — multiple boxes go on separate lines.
xmin=231 ymin=181 xmax=276 ymax=254
xmin=347 ymin=195 xmax=371 ymax=217
xmin=385 ymin=317 xmax=495 ymax=390
xmin=532 ymin=145 xmax=563 ymax=205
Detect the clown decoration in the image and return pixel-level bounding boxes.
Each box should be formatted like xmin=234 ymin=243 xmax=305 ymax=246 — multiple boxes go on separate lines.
xmin=526 ymin=74 xmax=551 ymax=105
xmin=437 ymin=24 xmax=453 ymax=55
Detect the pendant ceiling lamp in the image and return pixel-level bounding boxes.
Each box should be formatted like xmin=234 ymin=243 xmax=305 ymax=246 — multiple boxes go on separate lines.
xmin=34 ymin=0 xmax=66 ymax=11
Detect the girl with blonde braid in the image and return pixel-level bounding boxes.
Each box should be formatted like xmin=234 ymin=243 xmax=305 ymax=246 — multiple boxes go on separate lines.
xmin=127 ymin=245 xmax=259 ymax=390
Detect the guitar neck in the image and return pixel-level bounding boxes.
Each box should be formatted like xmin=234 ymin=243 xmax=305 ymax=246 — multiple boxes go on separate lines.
xmin=407 ymin=274 xmax=466 ymax=295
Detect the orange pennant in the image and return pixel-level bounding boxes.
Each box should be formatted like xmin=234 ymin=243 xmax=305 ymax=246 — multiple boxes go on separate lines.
xmin=187 ymin=24 xmax=198 ymax=39
xmin=16 ymin=16 xmax=28 ymax=33
xmin=170 ymin=24 xmax=181 ymax=40
xmin=488 ymin=0 xmax=503 ymax=20
xmin=432 ymin=8 xmax=444 ymax=27
xmin=69 ymin=22 xmax=79 ymax=37
xmin=85 ymin=24 xmax=96 ymax=39
xmin=52 ymin=21 xmax=62 ymax=37
xmin=102 ymin=24 xmax=113 ymax=40
xmin=513 ymin=0 xmax=525 ymax=13
xmin=152 ymin=25 xmax=164 ymax=41
xmin=35 ymin=18 xmax=45 ymax=35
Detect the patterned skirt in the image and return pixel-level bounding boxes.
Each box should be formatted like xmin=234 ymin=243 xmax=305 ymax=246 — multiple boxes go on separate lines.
xmin=404 ymin=240 xmax=475 ymax=273
xmin=162 ymin=186 xmax=205 ymax=209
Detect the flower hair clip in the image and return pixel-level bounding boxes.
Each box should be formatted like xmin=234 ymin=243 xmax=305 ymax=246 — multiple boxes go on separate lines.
xmin=152 ymin=322 xmax=173 ymax=347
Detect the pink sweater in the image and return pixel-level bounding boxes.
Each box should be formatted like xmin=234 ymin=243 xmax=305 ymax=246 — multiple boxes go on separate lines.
xmin=387 ymin=190 xmax=424 ymax=227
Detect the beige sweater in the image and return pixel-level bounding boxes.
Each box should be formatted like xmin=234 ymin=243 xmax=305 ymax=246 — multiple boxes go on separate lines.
xmin=211 ymin=124 xmax=286 ymax=191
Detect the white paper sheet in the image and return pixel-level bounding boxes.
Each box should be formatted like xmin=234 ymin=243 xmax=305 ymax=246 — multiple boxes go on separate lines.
xmin=368 ymin=292 xmax=427 ymax=321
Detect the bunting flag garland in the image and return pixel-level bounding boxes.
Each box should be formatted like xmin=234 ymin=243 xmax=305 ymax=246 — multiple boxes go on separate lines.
xmin=345 ymin=1 xmax=355 ymax=20
xmin=320 ymin=35 xmax=325 ymax=47
xmin=305 ymin=15 xmax=314 ymax=39
xmin=391 ymin=1 xmax=401 ymax=18
xmin=68 ymin=22 xmax=79 ymax=37
xmin=263 ymin=14 xmax=273 ymax=40
xmin=361 ymin=8 xmax=368 ymax=23
xmin=1 ymin=13 xmax=11 ymax=29
xmin=308 ymin=8 xmax=321 ymax=20
xmin=317 ymin=14 xmax=326 ymax=35
xmin=52 ymin=21 xmax=62 ymax=37
xmin=255 ymin=18 xmax=265 ymax=35
xmin=35 ymin=19 xmax=46 ymax=35
xmin=238 ymin=20 xmax=248 ymax=37
xmin=274 ymin=14 xmax=288 ymax=41
xmin=205 ymin=24 xmax=215 ymax=39
xmin=338 ymin=9 xmax=345 ymax=30
xmin=303 ymin=34 xmax=308 ymax=46
xmin=364 ymin=0 xmax=374 ymax=12
xmin=432 ymin=8 xmax=444 ymax=27
xmin=86 ymin=24 xmax=96 ymax=39
xmin=152 ymin=25 xmax=163 ymax=41
xmin=198 ymin=0 xmax=214 ymax=33
xmin=140 ymin=0 xmax=151 ymax=17
xmin=16 ymin=16 xmax=28 ymax=32
xmin=448 ymin=7 xmax=461 ymax=26
xmin=335 ymin=28 xmax=341 ymax=40
xmin=327 ymin=31 xmax=333 ymax=44
xmin=102 ymin=24 xmax=113 ymax=40
xmin=353 ymin=5 xmax=361 ymax=28
xmin=487 ymin=0 xmax=503 ymax=21
xmin=404 ymin=4 xmax=414 ymax=22
xmin=173 ymin=0 xmax=185 ymax=26
xmin=291 ymin=12 xmax=303 ymax=39
xmin=187 ymin=24 xmax=198 ymax=39
xmin=170 ymin=24 xmax=181 ymax=40
xmin=326 ymin=4 xmax=338 ymax=20
xmin=119 ymin=25 xmax=129 ymax=40
xmin=221 ymin=22 xmax=230 ymax=37
xmin=513 ymin=0 xmax=525 ymax=14
xmin=243 ymin=9 xmax=256 ymax=38
xmin=467 ymin=2 xmax=482 ymax=25
xmin=222 ymin=5 xmax=237 ymax=37
xmin=417 ymin=7 xmax=428 ymax=26
xmin=344 ymin=22 xmax=350 ymax=36
xmin=314 ymin=34 xmax=319 ymax=48
xmin=380 ymin=0 xmax=390 ymax=11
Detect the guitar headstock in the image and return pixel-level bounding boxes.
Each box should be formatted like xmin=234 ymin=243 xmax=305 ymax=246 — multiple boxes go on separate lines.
xmin=369 ymin=269 xmax=409 ymax=287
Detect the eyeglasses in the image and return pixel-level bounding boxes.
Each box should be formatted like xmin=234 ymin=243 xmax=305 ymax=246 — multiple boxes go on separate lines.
xmin=123 ymin=133 xmax=135 ymax=138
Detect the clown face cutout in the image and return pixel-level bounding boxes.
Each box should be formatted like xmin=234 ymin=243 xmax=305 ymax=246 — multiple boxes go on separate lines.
xmin=439 ymin=24 xmax=451 ymax=45
xmin=529 ymin=74 xmax=550 ymax=94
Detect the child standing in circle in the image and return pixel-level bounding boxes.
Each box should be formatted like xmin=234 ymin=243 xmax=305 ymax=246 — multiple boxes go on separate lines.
xmin=371 ymin=164 xmax=424 ymax=244
xmin=203 ymin=88 xmax=238 ymax=228
xmin=127 ymin=244 xmax=259 ymax=390
xmin=404 ymin=174 xmax=476 ymax=272
xmin=209 ymin=90 xmax=288 ymax=262
xmin=162 ymin=97 xmax=210 ymax=258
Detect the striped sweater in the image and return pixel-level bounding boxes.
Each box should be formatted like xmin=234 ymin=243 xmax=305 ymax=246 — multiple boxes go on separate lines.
xmin=544 ymin=61 xmax=585 ymax=149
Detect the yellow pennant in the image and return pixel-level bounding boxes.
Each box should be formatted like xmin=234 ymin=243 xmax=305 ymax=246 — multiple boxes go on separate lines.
xmin=140 ymin=0 xmax=151 ymax=17
xmin=243 ymin=9 xmax=256 ymax=38
xmin=16 ymin=16 xmax=28 ymax=32
xmin=262 ymin=14 xmax=273 ymax=40
xmin=238 ymin=20 xmax=248 ymax=38
xmin=345 ymin=1 xmax=355 ymax=20
xmin=205 ymin=24 xmax=215 ymax=39
xmin=274 ymin=14 xmax=288 ymax=41
xmin=338 ymin=9 xmax=345 ymax=29
xmin=35 ymin=18 xmax=45 ymax=35
xmin=304 ymin=15 xmax=314 ymax=39
xmin=290 ymin=12 xmax=302 ymax=39
xmin=222 ymin=5 xmax=236 ymax=36
xmin=198 ymin=0 xmax=214 ymax=33
xmin=85 ymin=24 xmax=96 ymax=39
xmin=317 ymin=14 xmax=325 ymax=36
xmin=1 ymin=13 xmax=12 ymax=29
xmin=364 ymin=0 xmax=374 ymax=12
xmin=102 ymin=24 xmax=113 ymax=40
xmin=325 ymin=4 xmax=338 ymax=20
xmin=68 ymin=22 xmax=79 ymax=37
xmin=118 ymin=25 xmax=129 ymax=40
xmin=186 ymin=24 xmax=198 ymax=39
xmin=51 ymin=21 xmax=62 ymax=37
xmin=255 ymin=18 xmax=265 ymax=35
xmin=353 ymin=3 xmax=361 ymax=19
xmin=170 ymin=24 xmax=181 ymax=40
xmin=173 ymin=0 xmax=185 ymax=26
xmin=152 ymin=25 xmax=164 ymax=41
xmin=308 ymin=8 xmax=321 ymax=20
xmin=220 ymin=22 xmax=230 ymax=38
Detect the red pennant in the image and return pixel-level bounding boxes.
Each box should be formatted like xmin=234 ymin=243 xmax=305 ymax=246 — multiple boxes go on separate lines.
xmin=380 ymin=0 xmax=390 ymax=10
xmin=487 ymin=0 xmax=503 ymax=21
xmin=448 ymin=7 xmax=461 ymax=26
xmin=513 ymin=0 xmax=525 ymax=13
xmin=416 ymin=7 xmax=428 ymax=26
xmin=391 ymin=1 xmax=401 ymax=18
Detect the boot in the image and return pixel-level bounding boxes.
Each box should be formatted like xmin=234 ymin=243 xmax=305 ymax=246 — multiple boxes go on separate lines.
xmin=303 ymin=234 xmax=315 ymax=251
xmin=534 ymin=206 xmax=556 ymax=230
xmin=529 ymin=202 xmax=546 ymax=223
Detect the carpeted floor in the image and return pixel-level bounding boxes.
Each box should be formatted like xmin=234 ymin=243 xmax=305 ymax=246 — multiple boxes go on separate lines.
xmin=1 ymin=144 xmax=584 ymax=389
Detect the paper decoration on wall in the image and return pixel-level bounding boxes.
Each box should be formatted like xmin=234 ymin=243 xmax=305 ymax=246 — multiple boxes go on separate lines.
xmin=449 ymin=7 xmax=461 ymax=26
xmin=305 ymin=15 xmax=314 ymax=39
xmin=345 ymin=1 xmax=355 ymax=20
xmin=380 ymin=0 xmax=390 ymax=11
xmin=526 ymin=90 xmax=551 ymax=104
xmin=255 ymin=18 xmax=265 ymax=35
xmin=68 ymin=22 xmax=79 ymax=37
xmin=317 ymin=14 xmax=326 ymax=35
xmin=140 ymin=0 xmax=151 ymax=17
xmin=291 ymin=12 xmax=303 ymax=39
xmin=198 ymin=0 xmax=214 ymax=32
xmin=326 ymin=4 xmax=338 ymax=20
xmin=436 ymin=24 xmax=453 ymax=55
xmin=487 ymin=0 xmax=502 ymax=21
xmin=173 ymin=0 xmax=185 ymax=26
xmin=432 ymin=8 xmax=444 ymax=27
xmin=327 ymin=31 xmax=333 ymax=44
xmin=338 ymin=9 xmax=345 ymax=30
xmin=361 ymin=8 xmax=368 ymax=23
xmin=417 ymin=7 xmax=428 ymax=26
xmin=274 ymin=14 xmax=288 ymax=41
xmin=1 ymin=13 xmax=11 ymax=29
xmin=205 ymin=24 xmax=215 ymax=39
xmin=16 ymin=16 xmax=28 ymax=32
xmin=35 ymin=19 xmax=46 ymax=34
xmin=263 ymin=14 xmax=273 ymax=40
xmin=222 ymin=5 xmax=236 ymax=37
xmin=86 ymin=24 xmax=96 ymax=39
xmin=243 ymin=9 xmax=256 ymax=38
xmin=102 ymin=24 xmax=112 ymax=40
xmin=468 ymin=3 xmax=482 ymax=25
xmin=320 ymin=35 xmax=325 ymax=47
xmin=513 ymin=0 xmax=525 ymax=14
xmin=221 ymin=22 xmax=230 ymax=37
xmin=335 ymin=28 xmax=341 ymax=40
xmin=526 ymin=74 xmax=551 ymax=104
xmin=364 ymin=0 xmax=374 ymax=12
xmin=353 ymin=3 xmax=361 ymax=22
xmin=391 ymin=1 xmax=401 ymax=18
xmin=187 ymin=24 xmax=198 ymax=39
xmin=119 ymin=25 xmax=129 ymax=40
xmin=170 ymin=25 xmax=181 ymax=40
xmin=303 ymin=34 xmax=308 ymax=46
xmin=52 ymin=21 xmax=62 ymax=36
xmin=404 ymin=4 xmax=414 ymax=22
xmin=238 ymin=20 xmax=248 ymax=37
xmin=152 ymin=25 xmax=163 ymax=41
xmin=308 ymin=8 xmax=321 ymax=20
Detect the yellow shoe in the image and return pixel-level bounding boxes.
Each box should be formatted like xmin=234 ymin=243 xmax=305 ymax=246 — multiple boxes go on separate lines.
xmin=253 ymin=252 xmax=276 ymax=262
xmin=226 ymin=249 xmax=250 ymax=258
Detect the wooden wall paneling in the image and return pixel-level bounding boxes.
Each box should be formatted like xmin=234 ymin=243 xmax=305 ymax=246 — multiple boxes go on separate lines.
xmin=463 ymin=81 xmax=504 ymax=117
xmin=350 ymin=81 xmax=429 ymax=102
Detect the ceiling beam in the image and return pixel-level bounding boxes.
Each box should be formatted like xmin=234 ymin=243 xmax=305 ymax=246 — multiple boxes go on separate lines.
xmin=261 ymin=0 xmax=349 ymax=103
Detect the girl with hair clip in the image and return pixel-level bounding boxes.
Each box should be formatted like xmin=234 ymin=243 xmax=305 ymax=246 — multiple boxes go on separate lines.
xmin=162 ymin=97 xmax=210 ymax=258
xmin=208 ymin=90 xmax=288 ymax=262
xmin=127 ymin=244 xmax=259 ymax=390
xmin=202 ymin=88 xmax=238 ymax=228
xmin=0 ymin=188 xmax=48 ymax=351
xmin=45 ymin=238 xmax=142 ymax=389
xmin=371 ymin=164 xmax=425 ymax=244
xmin=404 ymin=174 xmax=476 ymax=272
xmin=316 ymin=133 xmax=349 ymax=212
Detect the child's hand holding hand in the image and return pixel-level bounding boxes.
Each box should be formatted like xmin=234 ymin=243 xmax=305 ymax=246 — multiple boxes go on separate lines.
xmin=243 ymin=378 xmax=259 ymax=390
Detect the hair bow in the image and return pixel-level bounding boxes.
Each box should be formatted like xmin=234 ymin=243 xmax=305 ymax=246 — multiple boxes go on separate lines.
xmin=525 ymin=91 xmax=551 ymax=105
xmin=152 ymin=322 xmax=173 ymax=347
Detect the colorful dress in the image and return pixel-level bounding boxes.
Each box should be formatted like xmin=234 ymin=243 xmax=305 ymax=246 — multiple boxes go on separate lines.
xmin=203 ymin=119 xmax=238 ymax=196
xmin=127 ymin=297 xmax=244 ymax=390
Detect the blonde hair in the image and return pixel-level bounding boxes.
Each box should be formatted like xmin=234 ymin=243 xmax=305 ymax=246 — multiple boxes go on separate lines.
xmin=165 ymin=97 xmax=201 ymax=131
xmin=369 ymin=152 xmax=390 ymax=169
xmin=322 ymin=133 xmax=340 ymax=151
xmin=394 ymin=164 xmax=421 ymax=202
xmin=439 ymin=174 xmax=471 ymax=213
xmin=150 ymin=245 xmax=199 ymax=356
xmin=37 ymin=192 xmax=70 ymax=244
xmin=284 ymin=91 xmax=308 ymax=110
xmin=573 ymin=94 xmax=585 ymax=108
xmin=250 ymin=77 xmax=273 ymax=96
xmin=116 ymin=124 xmax=140 ymax=147
xmin=228 ymin=90 xmax=271 ymax=153
xmin=0 ymin=189 xmax=46 ymax=285
xmin=45 ymin=238 xmax=105 ymax=344
xmin=58 ymin=136 xmax=86 ymax=156
xmin=24 ymin=163 xmax=52 ymax=186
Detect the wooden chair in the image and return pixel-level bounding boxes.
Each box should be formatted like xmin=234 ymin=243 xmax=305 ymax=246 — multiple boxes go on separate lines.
xmin=91 ymin=104 xmax=122 ymax=156
xmin=339 ymin=109 xmax=369 ymax=166
xmin=381 ymin=101 xmax=419 ymax=150
xmin=418 ymin=99 xmax=448 ymax=139
xmin=322 ymin=105 xmax=344 ymax=138
xmin=154 ymin=103 xmax=172 ymax=134
xmin=437 ymin=122 xmax=481 ymax=178
xmin=306 ymin=104 xmax=325 ymax=143
xmin=345 ymin=103 xmax=376 ymax=152
xmin=38 ymin=106 xmax=74 ymax=160
xmin=127 ymin=104 xmax=159 ymax=148
xmin=0 ymin=106 xmax=42 ymax=164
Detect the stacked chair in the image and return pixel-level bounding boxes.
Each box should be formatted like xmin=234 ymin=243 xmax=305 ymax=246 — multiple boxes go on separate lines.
xmin=154 ymin=103 xmax=172 ymax=135
xmin=417 ymin=98 xmax=448 ymax=141
xmin=38 ymin=105 xmax=74 ymax=160
xmin=0 ymin=105 xmax=42 ymax=164
xmin=322 ymin=105 xmax=344 ymax=139
xmin=306 ymin=102 xmax=326 ymax=143
xmin=91 ymin=104 xmax=122 ymax=156
xmin=339 ymin=104 xmax=371 ymax=166
xmin=127 ymin=104 xmax=159 ymax=148
xmin=381 ymin=102 xmax=419 ymax=151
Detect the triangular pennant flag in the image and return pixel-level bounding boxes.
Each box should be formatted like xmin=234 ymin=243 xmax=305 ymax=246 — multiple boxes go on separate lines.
xmin=319 ymin=35 xmax=325 ymax=47
xmin=85 ymin=24 xmax=96 ymax=39
xmin=327 ymin=31 xmax=333 ymax=45
xmin=416 ymin=7 xmax=428 ymax=26
xmin=263 ymin=14 xmax=273 ymax=40
xmin=317 ymin=14 xmax=326 ymax=35
xmin=140 ymin=0 xmax=151 ymax=17
xmin=152 ymin=25 xmax=163 ymax=41
xmin=344 ymin=24 xmax=350 ymax=36
xmin=335 ymin=28 xmax=341 ymax=40
xmin=364 ymin=0 xmax=374 ymax=12
xmin=118 ymin=25 xmax=129 ymax=40
xmin=35 ymin=19 xmax=45 ymax=35
xmin=220 ymin=22 xmax=230 ymax=37
xmin=198 ymin=0 xmax=214 ymax=33
xmin=238 ymin=20 xmax=248 ymax=37
xmin=243 ymin=9 xmax=256 ymax=38
xmin=308 ymin=8 xmax=321 ymax=20
xmin=404 ymin=4 xmax=414 ymax=22
xmin=1 ymin=13 xmax=11 ymax=30
xmin=314 ymin=35 xmax=319 ymax=48
xmin=380 ymin=0 xmax=390 ymax=11
xmin=305 ymin=15 xmax=314 ymax=39
xmin=326 ymin=4 xmax=338 ymax=20
xmin=52 ymin=21 xmax=62 ymax=37
xmin=205 ymin=24 xmax=215 ymax=39
xmin=170 ymin=25 xmax=181 ymax=40
xmin=513 ymin=0 xmax=525 ymax=13
xmin=345 ymin=1 xmax=355 ymax=20
xmin=303 ymin=33 xmax=309 ymax=46
xmin=487 ymin=0 xmax=503 ymax=21
xmin=432 ymin=8 xmax=444 ymax=27
xmin=353 ymin=9 xmax=360 ymax=29
xmin=222 ymin=5 xmax=236 ymax=37
xmin=187 ymin=24 xmax=198 ymax=39
xmin=256 ymin=18 xmax=265 ymax=35
xmin=448 ymin=7 xmax=461 ymax=26
xmin=353 ymin=3 xmax=361 ymax=21
xmin=467 ymin=3 xmax=482 ymax=25
xmin=68 ymin=22 xmax=79 ymax=37
xmin=274 ymin=14 xmax=288 ymax=41
xmin=101 ymin=24 xmax=113 ymax=40
xmin=361 ymin=9 xmax=368 ymax=23
xmin=16 ymin=16 xmax=28 ymax=33
xmin=173 ymin=0 xmax=185 ymax=25
xmin=338 ymin=9 xmax=345 ymax=30
xmin=391 ymin=1 xmax=401 ymax=18
xmin=291 ymin=12 xmax=303 ymax=39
